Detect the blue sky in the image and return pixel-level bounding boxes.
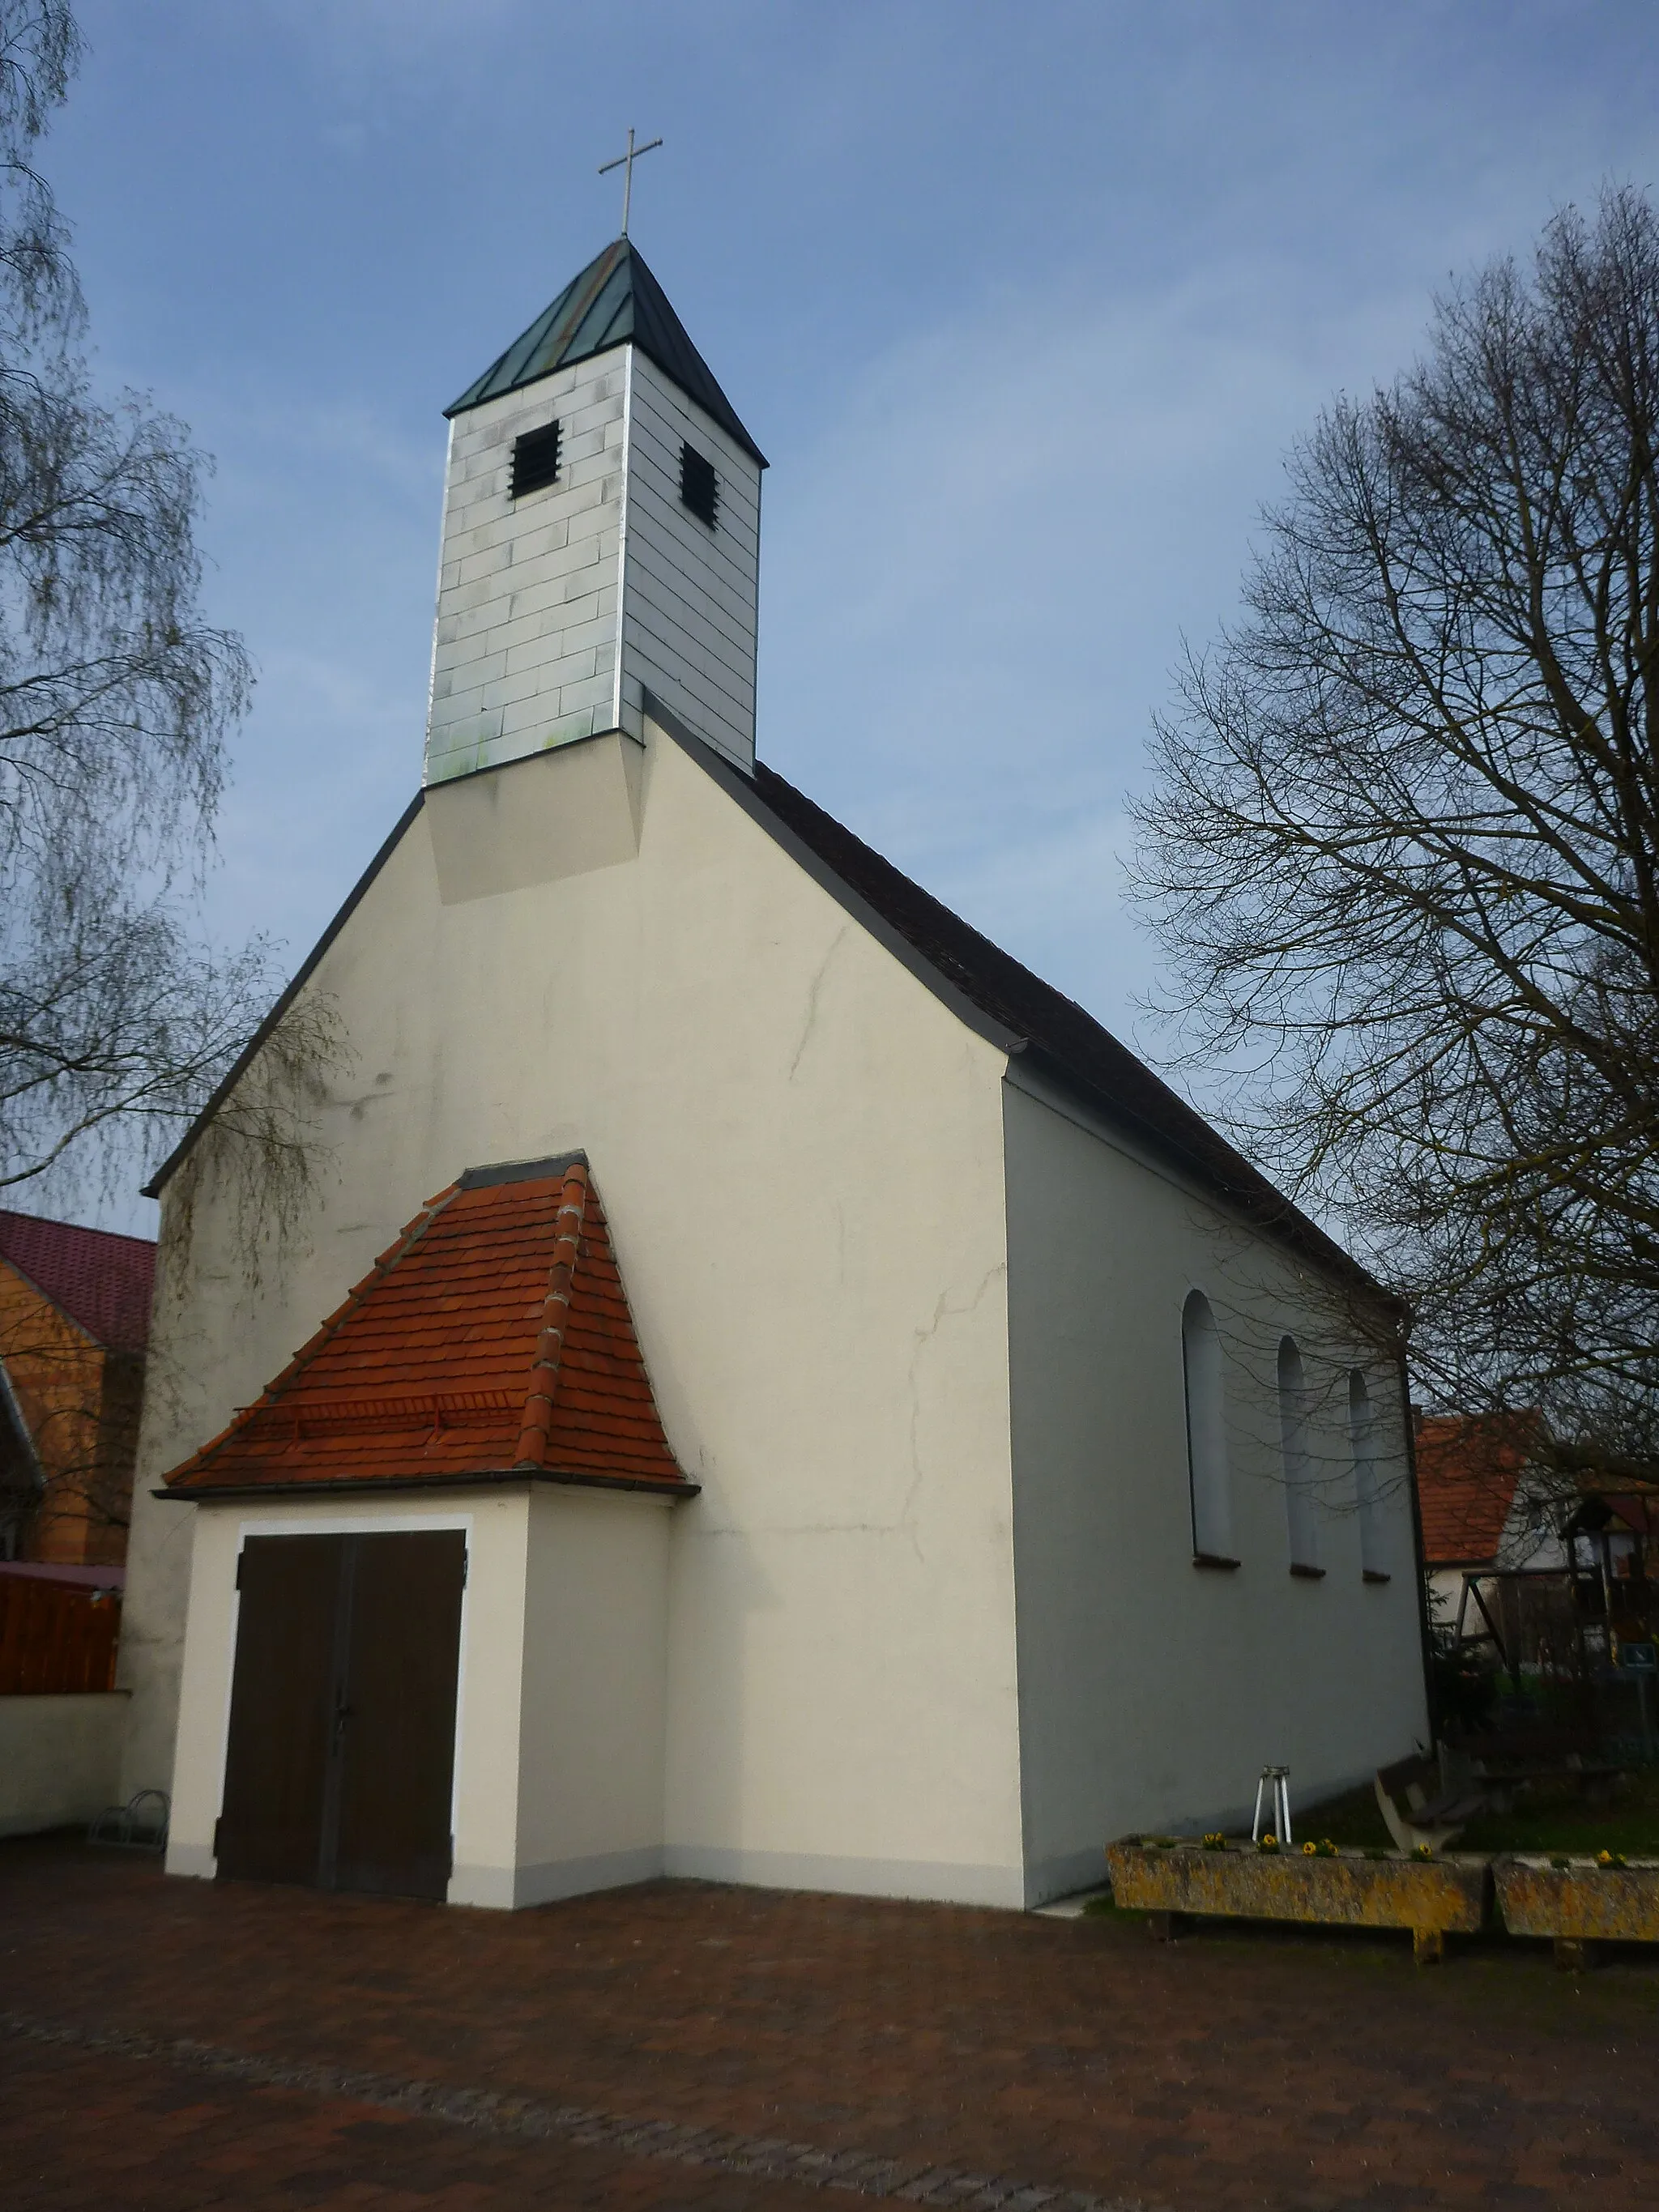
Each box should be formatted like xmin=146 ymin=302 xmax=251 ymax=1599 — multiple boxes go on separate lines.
xmin=44 ymin=0 xmax=1659 ymax=1230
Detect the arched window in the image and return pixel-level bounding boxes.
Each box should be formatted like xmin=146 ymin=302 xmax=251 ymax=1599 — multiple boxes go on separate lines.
xmin=1182 ymin=1291 xmax=1235 ymax=1564
xmin=1349 ymin=1369 xmax=1388 ymax=1579
xmin=1278 ymin=1336 xmax=1320 ymax=1572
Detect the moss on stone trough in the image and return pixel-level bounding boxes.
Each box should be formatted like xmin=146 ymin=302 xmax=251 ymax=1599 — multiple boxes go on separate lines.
xmin=1105 ymin=1836 xmax=1490 ymax=1964
xmin=1493 ymin=1854 xmax=1659 ymax=1969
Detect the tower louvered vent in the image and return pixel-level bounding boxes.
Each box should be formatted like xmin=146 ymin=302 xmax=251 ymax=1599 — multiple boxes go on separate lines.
xmin=679 ymin=441 xmax=718 ymax=530
xmin=510 ymin=420 xmax=561 ymax=499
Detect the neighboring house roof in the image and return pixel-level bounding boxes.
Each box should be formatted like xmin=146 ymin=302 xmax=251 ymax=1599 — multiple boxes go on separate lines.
xmin=162 ymin=1157 xmax=690 ymax=1501
xmin=138 ymin=708 xmax=1394 ymax=1310
xmin=1592 ymin=1492 xmax=1659 ymax=1541
xmin=1415 ymin=1412 xmax=1546 ymax=1566
xmin=0 ymin=1210 xmax=156 ymax=1353
xmin=445 ymin=237 xmax=767 ymax=466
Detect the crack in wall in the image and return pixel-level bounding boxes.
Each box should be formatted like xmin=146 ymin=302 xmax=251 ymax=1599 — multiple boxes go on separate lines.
xmin=787 ymin=926 xmax=849 ymax=1082
xmin=902 ymin=1262 xmax=1006 ymax=1562
xmin=682 ymin=1264 xmax=1006 ymax=1554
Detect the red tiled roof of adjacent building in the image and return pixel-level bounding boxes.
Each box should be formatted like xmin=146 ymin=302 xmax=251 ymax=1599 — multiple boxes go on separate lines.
xmin=162 ymin=1157 xmax=689 ymax=1499
xmin=0 ymin=1210 xmax=156 ymax=1354
xmin=1414 ymin=1412 xmax=1543 ymax=1566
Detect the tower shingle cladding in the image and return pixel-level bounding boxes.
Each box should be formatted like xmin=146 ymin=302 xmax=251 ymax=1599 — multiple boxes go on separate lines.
xmin=424 ymin=346 xmax=761 ymax=786
xmin=427 ymin=353 xmax=628 ymax=782
xmin=617 ymin=351 xmax=759 ymax=771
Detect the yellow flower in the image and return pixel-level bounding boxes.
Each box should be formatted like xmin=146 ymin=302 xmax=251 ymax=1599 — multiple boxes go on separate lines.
xmin=1303 ymin=1840 xmax=1318 ymax=1855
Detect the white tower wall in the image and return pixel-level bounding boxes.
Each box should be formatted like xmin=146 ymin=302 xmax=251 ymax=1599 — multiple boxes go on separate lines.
xmin=425 ymin=347 xmax=760 ymax=786
xmin=427 ymin=354 xmax=626 ymax=782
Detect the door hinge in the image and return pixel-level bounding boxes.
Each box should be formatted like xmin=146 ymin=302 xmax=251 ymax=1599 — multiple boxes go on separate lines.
xmin=234 ymin=1551 xmax=244 ymax=1588
xmin=212 ymin=1816 xmax=222 ymax=1856
xmin=462 ymin=1550 xmax=468 ymax=1587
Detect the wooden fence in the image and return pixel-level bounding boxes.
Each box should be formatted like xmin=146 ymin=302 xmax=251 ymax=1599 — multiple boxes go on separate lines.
xmin=0 ymin=1574 xmax=121 ymax=1694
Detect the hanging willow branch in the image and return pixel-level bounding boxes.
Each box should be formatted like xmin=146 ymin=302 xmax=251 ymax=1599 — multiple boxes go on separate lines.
xmin=0 ymin=2 xmax=336 ymax=1222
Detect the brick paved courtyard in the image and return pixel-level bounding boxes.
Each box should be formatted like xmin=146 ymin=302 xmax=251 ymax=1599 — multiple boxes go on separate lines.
xmin=3 ymin=1837 xmax=1657 ymax=2211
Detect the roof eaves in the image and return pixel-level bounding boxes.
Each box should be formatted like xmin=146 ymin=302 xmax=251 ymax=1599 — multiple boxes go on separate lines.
xmin=142 ymin=791 xmax=426 ymax=1200
xmin=156 ymin=1467 xmax=699 ymax=1504
xmin=1012 ymin=1042 xmax=1384 ymax=1298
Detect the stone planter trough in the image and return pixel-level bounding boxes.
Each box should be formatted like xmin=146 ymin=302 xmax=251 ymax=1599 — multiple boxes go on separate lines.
xmin=1106 ymin=1836 xmax=1491 ymax=1964
xmin=1492 ymin=1854 xmax=1659 ymax=1969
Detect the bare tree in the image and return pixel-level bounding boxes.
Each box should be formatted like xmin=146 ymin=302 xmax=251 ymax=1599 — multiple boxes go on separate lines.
xmin=0 ymin=2 xmax=312 ymax=1209
xmin=1131 ymin=185 xmax=1659 ymax=1474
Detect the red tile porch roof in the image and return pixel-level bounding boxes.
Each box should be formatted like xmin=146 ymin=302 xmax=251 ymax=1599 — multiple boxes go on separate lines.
xmin=162 ymin=1158 xmax=689 ymax=1499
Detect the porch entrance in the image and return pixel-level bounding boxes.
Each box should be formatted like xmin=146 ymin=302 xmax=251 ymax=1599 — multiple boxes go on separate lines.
xmin=216 ymin=1529 xmax=465 ymax=1900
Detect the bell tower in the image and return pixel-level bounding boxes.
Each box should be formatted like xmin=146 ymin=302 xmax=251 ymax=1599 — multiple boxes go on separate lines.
xmin=426 ymin=237 xmax=766 ymax=786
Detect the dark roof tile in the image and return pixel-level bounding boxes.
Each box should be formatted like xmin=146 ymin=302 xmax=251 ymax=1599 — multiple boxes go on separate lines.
xmin=446 ymin=237 xmax=766 ymax=465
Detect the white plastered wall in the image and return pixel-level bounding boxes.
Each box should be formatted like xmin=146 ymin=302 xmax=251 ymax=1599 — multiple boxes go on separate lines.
xmin=0 ymin=1692 xmax=128 ymax=1836
xmin=1003 ymin=1068 xmax=1430 ymax=1902
xmin=163 ymin=1489 xmax=531 ymax=1906
xmin=514 ymin=1485 xmax=672 ymax=1905
xmin=123 ymin=718 xmax=1022 ymax=1907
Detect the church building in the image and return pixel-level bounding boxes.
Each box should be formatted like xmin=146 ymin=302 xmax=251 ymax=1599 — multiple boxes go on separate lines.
xmin=118 ymin=231 xmax=1430 ymax=1912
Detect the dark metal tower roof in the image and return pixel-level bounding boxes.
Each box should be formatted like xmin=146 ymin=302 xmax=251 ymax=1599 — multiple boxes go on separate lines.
xmin=445 ymin=237 xmax=766 ymax=466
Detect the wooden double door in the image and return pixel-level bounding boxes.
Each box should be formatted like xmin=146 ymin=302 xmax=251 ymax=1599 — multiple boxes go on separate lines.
xmin=217 ymin=1530 xmax=465 ymax=1901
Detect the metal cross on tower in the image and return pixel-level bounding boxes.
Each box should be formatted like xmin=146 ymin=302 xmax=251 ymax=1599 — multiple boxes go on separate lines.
xmin=599 ymin=127 xmax=663 ymax=238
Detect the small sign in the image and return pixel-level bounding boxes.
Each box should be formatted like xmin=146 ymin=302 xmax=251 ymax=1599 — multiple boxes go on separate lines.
xmin=1621 ymin=1641 xmax=1658 ymax=1673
